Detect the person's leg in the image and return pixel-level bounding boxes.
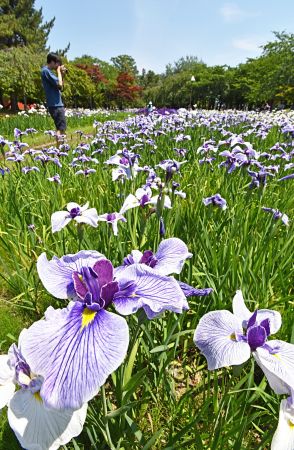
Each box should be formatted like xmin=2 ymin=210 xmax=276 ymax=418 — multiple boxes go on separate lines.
xmin=50 ymin=107 xmax=67 ymax=146
xmin=56 ymin=107 xmax=67 ymax=146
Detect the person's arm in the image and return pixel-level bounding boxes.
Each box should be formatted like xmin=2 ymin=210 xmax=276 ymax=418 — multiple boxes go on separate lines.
xmin=56 ymin=66 xmax=63 ymax=90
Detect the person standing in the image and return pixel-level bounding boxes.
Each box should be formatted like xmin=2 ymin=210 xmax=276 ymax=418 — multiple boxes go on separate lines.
xmin=41 ymin=53 xmax=67 ymax=143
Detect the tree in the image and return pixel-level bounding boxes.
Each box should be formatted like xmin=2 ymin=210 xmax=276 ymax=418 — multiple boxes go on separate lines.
xmin=0 ymin=46 xmax=45 ymax=109
xmin=75 ymin=63 xmax=108 ymax=108
xmin=114 ymin=72 xmax=141 ymax=109
xmin=61 ymin=63 xmax=96 ymax=108
xmin=0 ymin=0 xmax=55 ymax=51
xmin=111 ymin=55 xmax=139 ymax=78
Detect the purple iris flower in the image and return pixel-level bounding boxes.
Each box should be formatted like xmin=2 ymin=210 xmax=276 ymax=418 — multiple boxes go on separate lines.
xmin=203 ymin=194 xmax=227 ymax=210
xmin=0 ymin=333 xmax=87 ymax=449
xmin=248 ymin=169 xmax=274 ymax=188
xmin=97 ymin=212 xmax=127 ymax=236
xmin=278 ymin=173 xmax=294 ymax=182
xmin=20 ymin=251 xmax=188 ymax=409
xmin=271 ymin=389 xmax=294 ymax=449
xmin=14 ymin=128 xmax=27 ymax=139
xmin=47 ymin=174 xmax=61 ymax=184
xmin=51 ymin=202 xmax=98 ymax=233
xmin=75 ymin=168 xmax=96 ymax=176
xmin=156 ymin=159 xmax=186 ymax=183
xmin=22 ymin=166 xmax=40 ymax=174
xmin=194 ymin=290 xmax=294 ymax=394
xmin=115 ymin=238 xmax=211 ymax=297
xmin=6 ymin=154 xmax=24 ymax=163
xmin=116 ymin=238 xmax=192 ymax=276
xmin=262 ymin=207 xmax=289 ymax=226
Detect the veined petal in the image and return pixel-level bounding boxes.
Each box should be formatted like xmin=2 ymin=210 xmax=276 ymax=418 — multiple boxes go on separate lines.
xmin=37 ymin=253 xmax=75 ymax=299
xmin=37 ymin=251 xmax=105 ymax=299
xmin=232 ymin=291 xmax=282 ymax=334
xmin=194 ymin=310 xmax=251 ymax=370
xmin=120 ymin=194 xmax=140 ymax=214
xmin=21 ymin=303 xmax=129 ymax=409
xmin=178 ymin=281 xmax=213 ymax=297
xmin=8 ymin=389 xmax=87 ymax=450
xmin=0 ymin=354 xmax=14 ymax=384
xmin=232 ymin=290 xmax=251 ymax=323
xmin=154 ymin=238 xmax=193 ymax=275
xmin=51 ymin=211 xmax=71 ymax=233
xmin=114 ymin=264 xmax=188 ymax=318
xmin=0 ymin=355 xmax=15 ymax=408
xmin=254 ymin=340 xmax=294 ymax=393
xmin=75 ymin=208 xmax=98 ymax=227
xmin=271 ymin=399 xmax=294 ymax=450
xmin=255 ymin=309 xmax=281 ymax=335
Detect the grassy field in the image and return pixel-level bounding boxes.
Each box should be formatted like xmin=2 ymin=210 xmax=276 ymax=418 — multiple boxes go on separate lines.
xmin=0 ymin=108 xmax=293 ymax=449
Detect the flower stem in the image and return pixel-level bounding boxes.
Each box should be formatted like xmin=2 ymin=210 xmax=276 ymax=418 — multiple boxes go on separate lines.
xmin=101 ymin=385 xmax=116 ymax=450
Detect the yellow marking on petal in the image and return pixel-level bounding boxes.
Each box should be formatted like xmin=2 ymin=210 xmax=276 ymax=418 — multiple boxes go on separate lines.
xmin=288 ymin=420 xmax=294 ymax=428
xmin=229 ymin=333 xmax=236 ymax=341
xmin=34 ymin=392 xmax=42 ymax=403
xmin=81 ymin=308 xmax=97 ymax=330
xmin=130 ymin=293 xmax=139 ymax=298
xmin=272 ymin=353 xmax=281 ymax=360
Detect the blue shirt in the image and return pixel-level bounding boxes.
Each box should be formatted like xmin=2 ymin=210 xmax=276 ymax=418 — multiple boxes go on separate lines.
xmin=41 ymin=66 xmax=63 ymax=107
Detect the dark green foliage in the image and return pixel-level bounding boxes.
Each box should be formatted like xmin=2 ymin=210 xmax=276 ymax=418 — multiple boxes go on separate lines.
xmin=0 ymin=0 xmax=54 ymax=51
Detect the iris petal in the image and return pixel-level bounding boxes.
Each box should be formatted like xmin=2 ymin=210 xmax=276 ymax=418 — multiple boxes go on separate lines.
xmin=194 ymin=310 xmax=251 ymax=370
xmin=20 ymin=303 xmax=129 ymax=409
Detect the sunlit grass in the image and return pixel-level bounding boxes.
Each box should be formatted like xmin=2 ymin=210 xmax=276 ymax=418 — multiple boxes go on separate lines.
xmin=0 ymin=109 xmax=293 ymax=449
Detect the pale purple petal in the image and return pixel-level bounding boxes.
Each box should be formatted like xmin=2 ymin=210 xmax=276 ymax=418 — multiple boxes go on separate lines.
xmin=254 ymin=309 xmax=282 ymax=335
xmin=178 ymin=281 xmax=213 ymax=297
xmin=51 ymin=211 xmax=71 ymax=233
xmin=21 ymin=303 xmax=129 ymax=409
xmin=37 ymin=253 xmax=74 ymax=299
xmin=154 ymin=238 xmax=193 ymax=275
xmin=253 ymin=340 xmax=294 ymax=394
xmin=114 ymin=264 xmax=188 ymax=318
xmin=232 ymin=290 xmax=282 ymax=334
xmin=194 ymin=310 xmax=251 ymax=369
xmin=37 ymin=251 xmax=105 ymax=299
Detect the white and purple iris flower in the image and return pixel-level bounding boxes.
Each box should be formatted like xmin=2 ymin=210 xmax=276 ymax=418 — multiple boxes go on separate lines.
xmin=194 ymin=291 xmax=294 ymax=394
xmin=51 ymin=202 xmax=99 ymax=233
xmin=0 ymin=331 xmax=87 ymax=450
xmin=203 ymin=194 xmax=227 ymax=210
xmin=20 ymin=249 xmax=188 ymax=410
xmin=105 ymin=150 xmax=140 ymax=181
xmin=115 ymin=238 xmax=213 ymax=298
xmin=120 ymin=186 xmax=171 ymax=214
xmin=262 ymin=207 xmax=289 ymax=226
xmin=97 ymin=212 xmax=127 ymax=236
xmin=271 ymin=390 xmax=294 ymax=450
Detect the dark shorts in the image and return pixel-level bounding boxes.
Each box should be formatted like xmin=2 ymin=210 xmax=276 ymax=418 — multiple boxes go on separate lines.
xmin=48 ymin=106 xmax=66 ymax=131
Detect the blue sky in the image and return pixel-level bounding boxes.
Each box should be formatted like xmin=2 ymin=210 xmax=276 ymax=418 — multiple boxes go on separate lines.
xmin=35 ymin=0 xmax=293 ymax=73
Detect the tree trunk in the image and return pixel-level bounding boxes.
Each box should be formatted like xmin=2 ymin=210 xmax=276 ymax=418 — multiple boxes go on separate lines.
xmin=10 ymin=92 xmax=19 ymax=112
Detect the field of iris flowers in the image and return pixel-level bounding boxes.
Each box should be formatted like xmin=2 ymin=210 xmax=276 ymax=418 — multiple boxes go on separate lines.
xmin=0 ymin=108 xmax=293 ymax=450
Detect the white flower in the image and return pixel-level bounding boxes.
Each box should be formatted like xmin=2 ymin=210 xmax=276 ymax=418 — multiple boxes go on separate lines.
xmin=0 ymin=331 xmax=87 ymax=450
xmin=51 ymin=202 xmax=98 ymax=233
